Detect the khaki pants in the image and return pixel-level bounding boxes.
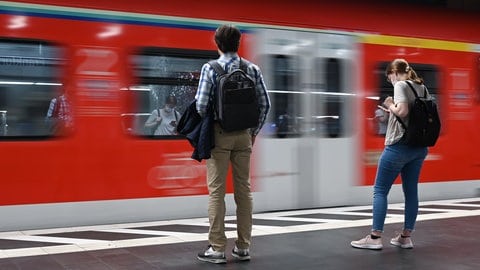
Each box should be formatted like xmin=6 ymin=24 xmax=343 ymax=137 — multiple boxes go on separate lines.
xmin=206 ymin=123 xmax=252 ymax=252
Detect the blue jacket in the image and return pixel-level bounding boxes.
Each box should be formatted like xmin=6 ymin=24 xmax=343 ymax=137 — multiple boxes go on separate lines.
xmin=177 ymin=100 xmax=214 ymax=162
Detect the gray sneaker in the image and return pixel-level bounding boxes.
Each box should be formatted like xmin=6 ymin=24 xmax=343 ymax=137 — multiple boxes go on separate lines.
xmin=390 ymin=234 xmax=414 ymax=249
xmin=232 ymin=245 xmax=250 ymax=261
xmin=197 ymin=245 xmax=227 ymax=264
xmin=351 ymin=235 xmax=383 ymax=250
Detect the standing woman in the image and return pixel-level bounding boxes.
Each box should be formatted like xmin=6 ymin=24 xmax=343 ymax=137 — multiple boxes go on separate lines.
xmin=351 ymin=59 xmax=429 ymax=250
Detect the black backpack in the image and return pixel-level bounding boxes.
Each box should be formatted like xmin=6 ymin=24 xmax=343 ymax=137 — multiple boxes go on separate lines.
xmin=395 ymin=81 xmax=441 ymax=147
xmin=208 ymin=58 xmax=260 ymax=132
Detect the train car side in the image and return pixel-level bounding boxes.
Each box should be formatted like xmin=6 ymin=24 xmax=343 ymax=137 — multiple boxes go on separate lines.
xmin=361 ymin=35 xmax=480 ymax=186
xmin=0 ymin=1 xmax=479 ymax=231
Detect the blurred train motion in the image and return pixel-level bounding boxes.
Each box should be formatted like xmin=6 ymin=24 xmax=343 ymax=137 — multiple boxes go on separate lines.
xmin=1 ymin=0 xmax=480 ymax=231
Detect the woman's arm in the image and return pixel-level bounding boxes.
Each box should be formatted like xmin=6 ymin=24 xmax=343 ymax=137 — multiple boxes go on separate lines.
xmin=383 ymin=97 xmax=408 ymax=118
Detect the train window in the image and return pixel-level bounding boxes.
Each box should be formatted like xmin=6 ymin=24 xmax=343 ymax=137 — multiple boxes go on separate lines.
xmin=377 ymin=62 xmax=439 ymax=98
xmin=263 ymin=55 xmax=301 ymax=138
xmin=0 ymin=40 xmax=65 ymax=139
xmin=123 ymin=48 xmax=218 ymax=137
xmin=373 ymin=62 xmax=440 ymax=135
xmin=312 ymin=58 xmax=349 ymax=138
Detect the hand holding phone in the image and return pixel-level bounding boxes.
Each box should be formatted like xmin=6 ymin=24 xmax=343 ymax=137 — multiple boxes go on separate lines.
xmin=377 ymin=105 xmax=389 ymax=112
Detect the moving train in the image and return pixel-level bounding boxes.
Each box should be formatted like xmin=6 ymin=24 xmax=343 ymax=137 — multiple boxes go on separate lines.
xmin=1 ymin=0 xmax=479 ymax=231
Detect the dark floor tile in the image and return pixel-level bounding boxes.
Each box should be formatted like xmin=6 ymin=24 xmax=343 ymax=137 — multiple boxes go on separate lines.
xmin=458 ymin=200 xmax=480 ymax=204
xmin=94 ymin=250 xmax=156 ymax=270
xmin=129 ymin=224 xmax=233 ymax=233
xmin=350 ymin=209 xmax=445 ymax=215
xmin=12 ymin=256 xmax=65 ymax=270
xmin=226 ymin=218 xmax=317 ymax=226
xmin=0 ymin=261 xmax=20 ymax=270
xmin=131 ymin=242 xmax=250 ymax=269
xmin=51 ymin=251 xmax=100 ymax=268
xmin=0 ymin=239 xmax=66 ymax=250
xmin=37 ymin=231 xmax=162 ymax=241
xmin=60 ymin=261 xmax=112 ymax=270
xmin=287 ymin=213 xmax=369 ymax=220
xmin=421 ymin=204 xmax=480 ymax=210
xmin=88 ymin=248 xmax=131 ymax=259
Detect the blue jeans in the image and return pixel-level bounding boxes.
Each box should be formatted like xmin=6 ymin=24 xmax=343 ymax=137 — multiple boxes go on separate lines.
xmin=372 ymin=143 xmax=428 ymax=232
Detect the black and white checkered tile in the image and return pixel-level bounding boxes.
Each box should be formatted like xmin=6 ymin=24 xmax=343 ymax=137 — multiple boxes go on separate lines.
xmin=1 ymin=198 xmax=479 ymax=258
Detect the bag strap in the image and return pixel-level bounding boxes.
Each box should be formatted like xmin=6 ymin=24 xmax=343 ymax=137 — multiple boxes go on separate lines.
xmin=394 ymin=81 xmax=418 ymax=130
xmin=208 ymin=60 xmax=226 ymax=76
xmin=239 ymin=57 xmax=247 ymax=72
xmin=405 ymin=80 xmax=429 ymax=99
xmin=393 ymin=81 xmax=428 ymax=130
xmin=207 ymin=57 xmax=246 ymax=114
xmin=405 ymin=81 xmax=420 ymax=98
xmin=209 ymin=57 xmax=247 ymax=75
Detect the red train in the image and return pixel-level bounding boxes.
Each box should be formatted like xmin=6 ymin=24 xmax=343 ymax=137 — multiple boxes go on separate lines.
xmin=1 ymin=0 xmax=479 ymax=231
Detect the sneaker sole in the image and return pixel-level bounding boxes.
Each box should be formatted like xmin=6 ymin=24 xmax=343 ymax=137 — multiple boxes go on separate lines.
xmin=232 ymin=253 xmax=251 ymax=261
xmin=197 ymin=256 xmax=227 ymax=264
xmin=351 ymin=242 xmax=383 ymax=250
xmin=390 ymin=240 xmax=413 ymax=249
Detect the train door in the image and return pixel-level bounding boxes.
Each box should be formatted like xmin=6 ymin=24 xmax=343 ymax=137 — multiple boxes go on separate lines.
xmin=252 ymin=29 xmax=358 ymax=210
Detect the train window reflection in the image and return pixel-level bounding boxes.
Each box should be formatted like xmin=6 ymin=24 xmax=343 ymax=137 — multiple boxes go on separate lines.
xmin=264 ymin=55 xmax=301 ymax=138
xmin=372 ymin=62 xmax=440 ymax=136
xmin=377 ymin=62 xmax=439 ymax=98
xmin=312 ymin=58 xmax=349 ymax=138
xmin=123 ymin=48 xmax=217 ymax=137
xmin=0 ymin=40 xmax=65 ymax=139
xmin=263 ymin=55 xmax=351 ymax=138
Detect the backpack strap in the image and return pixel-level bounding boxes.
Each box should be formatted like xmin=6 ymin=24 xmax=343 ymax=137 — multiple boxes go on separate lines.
xmin=405 ymin=81 xmax=420 ymax=98
xmin=239 ymin=57 xmax=247 ymax=72
xmin=208 ymin=60 xmax=225 ymax=76
xmin=207 ymin=57 xmax=247 ymax=112
xmin=406 ymin=80 xmax=431 ymax=99
xmin=394 ymin=81 xmax=428 ymax=130
xmin=209 ymin=57 xmax=247 ymax=74
xmin=394 ymin=81 xmax=418 ymax=130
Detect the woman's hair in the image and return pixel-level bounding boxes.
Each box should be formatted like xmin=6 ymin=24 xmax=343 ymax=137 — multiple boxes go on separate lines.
xmin=385 ymin=58 xmax=424 ymax=84
xmin=214 ymin=24 xmax=241 ymax=53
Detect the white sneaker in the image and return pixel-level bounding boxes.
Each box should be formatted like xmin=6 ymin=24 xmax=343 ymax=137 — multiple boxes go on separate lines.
xmin=351 ymin=235 xmax=383 ymax=250
xmin=232 ymin=245 xmax=250 ymax=261
xmin=197 ymin=245 xmax=226 ymax=264
xmin=390 ymin=234 xmax=414 ymax=249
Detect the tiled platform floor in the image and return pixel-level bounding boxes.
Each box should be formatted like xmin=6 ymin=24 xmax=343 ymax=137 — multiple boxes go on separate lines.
xmin=0 ymin=197 xmax=479 ymax=270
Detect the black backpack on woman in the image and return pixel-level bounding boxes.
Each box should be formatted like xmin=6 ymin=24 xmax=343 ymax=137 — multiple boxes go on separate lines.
xmin=395 ymin=81 xmax=441 ymax=147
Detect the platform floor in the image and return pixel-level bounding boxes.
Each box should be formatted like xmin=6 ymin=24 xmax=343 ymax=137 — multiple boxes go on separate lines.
xmin=0 ymin=197 xmax=479 ymax=270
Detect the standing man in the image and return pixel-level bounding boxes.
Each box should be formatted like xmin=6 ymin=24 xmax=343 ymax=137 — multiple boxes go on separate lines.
xmin=196 ymin=24 xmax=270 ymax=264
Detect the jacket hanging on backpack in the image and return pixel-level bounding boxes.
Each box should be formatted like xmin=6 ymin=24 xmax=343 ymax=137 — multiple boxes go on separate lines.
xmin=208 ymin=58 xmax=260 ymax=132
xmin=395 ymin=81 xmax=441 ymax=147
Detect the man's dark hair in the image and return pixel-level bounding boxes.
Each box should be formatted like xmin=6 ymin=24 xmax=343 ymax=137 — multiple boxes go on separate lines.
xmin=214 ymin=24 xmax=241 ymax=53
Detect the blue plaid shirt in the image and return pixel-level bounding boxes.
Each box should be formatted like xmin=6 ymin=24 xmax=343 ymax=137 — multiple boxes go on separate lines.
xmin=195 ymin=52 xmax=270 ymax=136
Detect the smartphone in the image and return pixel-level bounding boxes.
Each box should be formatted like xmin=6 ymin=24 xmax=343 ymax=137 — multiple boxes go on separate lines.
xmin=377 ymin=105 xmax=389 ymax=112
